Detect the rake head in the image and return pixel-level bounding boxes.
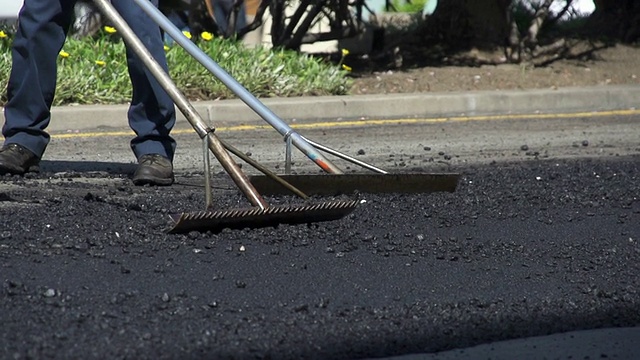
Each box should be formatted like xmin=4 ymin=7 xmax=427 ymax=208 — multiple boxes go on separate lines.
xmin=249 ymin=173 xmax=461 ymax=196
xmin=167 ymin=199 xmax=360 ymax=233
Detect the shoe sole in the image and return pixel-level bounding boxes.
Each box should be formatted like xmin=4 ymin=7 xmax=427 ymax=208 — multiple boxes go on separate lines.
xmin=0 ymin=164 xmax=39 ymax=176
xmin=132 ymin=175 xmax=174 ymax=186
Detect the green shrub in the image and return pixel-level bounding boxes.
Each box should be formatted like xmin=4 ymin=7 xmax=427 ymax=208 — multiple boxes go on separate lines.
xmin=0 ymin=27 xmax=351 ymax=106
xmin=390 ymin=0 xmax=429 ymax=13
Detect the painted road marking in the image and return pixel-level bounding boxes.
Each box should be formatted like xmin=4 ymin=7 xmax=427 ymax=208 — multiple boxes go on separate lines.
xmin=50 ymin=109 xmax=640 ymax=139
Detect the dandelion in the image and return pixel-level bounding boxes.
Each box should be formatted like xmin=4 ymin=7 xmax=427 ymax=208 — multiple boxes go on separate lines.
xmin=95 ymin=60 xmax=106 ymax=66
xmin=182 ymin=31 xmax=192 ymax=39
xmin=200 ymin=31 xmax=213 ymax=41
xmin=0 ymin=31 xmax=7 ymax=39
xmin=104 ymin=26 xmax=117 ymax=34
xmin=59 ymin=50 xmax=70 ymax=58
xmin=338 ymin=49 xmax=351 ymax=71
xmin=163 ymin=45 xmax=170 ymax=51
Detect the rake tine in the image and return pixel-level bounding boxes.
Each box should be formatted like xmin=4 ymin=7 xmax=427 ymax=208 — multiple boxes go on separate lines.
xmin=167 ymin=199 xmax=360 ymax=233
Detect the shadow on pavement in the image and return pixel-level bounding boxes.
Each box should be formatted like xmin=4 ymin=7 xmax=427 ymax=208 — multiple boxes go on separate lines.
xmin=377 ymin=326 xmax=640 ymax=360
xmin=38 ymin=160 xmax=136 ymax=175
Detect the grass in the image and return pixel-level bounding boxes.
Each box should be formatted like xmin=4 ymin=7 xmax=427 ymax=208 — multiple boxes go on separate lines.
xmin=0 ymin=27 xmax=352 ymax=107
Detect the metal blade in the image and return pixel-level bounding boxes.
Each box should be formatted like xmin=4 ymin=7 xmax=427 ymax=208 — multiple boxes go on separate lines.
xmin=167 ymin=200 xmax=359 ymax=233
xmin=249 ymin=173 xmax=461 ymax=196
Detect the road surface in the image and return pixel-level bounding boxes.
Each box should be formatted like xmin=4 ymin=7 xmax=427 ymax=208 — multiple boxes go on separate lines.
xmin=1 ymin=111 xmax=639 ymax=359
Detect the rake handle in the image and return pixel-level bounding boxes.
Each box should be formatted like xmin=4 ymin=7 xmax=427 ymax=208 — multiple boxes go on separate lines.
xmin=92 ymin=0 xmax=268 ymax=210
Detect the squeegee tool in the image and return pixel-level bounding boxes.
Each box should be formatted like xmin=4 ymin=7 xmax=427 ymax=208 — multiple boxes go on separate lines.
xmin=249 ymin=173 xmax=460 ymax=196
xmin=127 ymin=0 xmax=461 ymax=197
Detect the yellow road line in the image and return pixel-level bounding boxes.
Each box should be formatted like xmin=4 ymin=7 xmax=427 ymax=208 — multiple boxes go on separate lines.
xmin=51 ymin=109 xmax=640 ymax=139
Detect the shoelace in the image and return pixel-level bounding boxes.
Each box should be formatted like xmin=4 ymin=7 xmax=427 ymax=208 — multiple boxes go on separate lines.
xmin=140 ymin=154 xmax=169 ymax=166
xmin=1 ymin=144 xmax=26 ymax=154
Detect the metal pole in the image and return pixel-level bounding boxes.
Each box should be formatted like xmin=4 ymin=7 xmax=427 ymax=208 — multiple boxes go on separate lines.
xmin=218 ymin=138 xmax=309 ymax=200
xmin=300 ymin=136 xmax=388 ymax=174
xmin=285 ymin=135 xmax=292 ymax=175
xmin=130 ymin=0 xmax=344 ymax=175
xmin=92 ymin=0 xmax=267 ymax=210
xmin=203 ymin=135 xmax=213 ymax=209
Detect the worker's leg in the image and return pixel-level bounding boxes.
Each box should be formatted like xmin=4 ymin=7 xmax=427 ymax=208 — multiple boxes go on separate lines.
xmin=2 ymin=0 xmax=77 ymax=158
xmin=111 ymin=0 xmax=177 ymax=162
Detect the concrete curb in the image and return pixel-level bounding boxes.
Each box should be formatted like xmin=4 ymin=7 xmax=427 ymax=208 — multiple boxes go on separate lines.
xmin=2 ymin=85 xmax=639 ymax=132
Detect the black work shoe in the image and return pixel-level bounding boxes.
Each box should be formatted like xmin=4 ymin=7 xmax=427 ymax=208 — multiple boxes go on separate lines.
xmin=0 ymin=143 xmax=40 ymax=175
xmin=132 ymin=154 xmax=174 ymax=186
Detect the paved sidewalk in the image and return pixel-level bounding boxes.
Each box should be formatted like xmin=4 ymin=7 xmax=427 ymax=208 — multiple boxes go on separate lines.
xmin=1 ymin=85 xmax=639 ymax=132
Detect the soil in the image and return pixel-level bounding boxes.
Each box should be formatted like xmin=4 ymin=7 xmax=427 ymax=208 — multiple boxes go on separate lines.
xmin=348 ymin=43 xmax=640 ymax=95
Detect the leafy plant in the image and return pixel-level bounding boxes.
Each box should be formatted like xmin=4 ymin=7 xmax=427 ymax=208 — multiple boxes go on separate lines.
xmin=390 ymin=0 xmax=429 ymax=13
xmin=0 ymin=27 xmax=351 ymax=106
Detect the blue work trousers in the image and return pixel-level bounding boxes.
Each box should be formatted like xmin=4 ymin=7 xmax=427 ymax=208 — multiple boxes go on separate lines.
xmin=2 ymin=0 xmax=177 ymax=161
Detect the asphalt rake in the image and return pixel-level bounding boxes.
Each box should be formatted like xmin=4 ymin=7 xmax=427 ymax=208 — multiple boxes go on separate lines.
xmin=93 ymin=0 xmax=359 ymax=233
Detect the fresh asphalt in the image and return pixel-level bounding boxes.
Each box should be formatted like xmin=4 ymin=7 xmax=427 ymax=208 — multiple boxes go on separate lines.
xmin=1 ymin=86 xmax=639 ymax=359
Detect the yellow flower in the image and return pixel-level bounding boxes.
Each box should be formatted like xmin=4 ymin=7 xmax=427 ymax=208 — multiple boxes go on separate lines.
xmin=341 ymin=64 xmax=352 ymax=72
xmin=341 ymin=48 xmax=349 ymax=57
xmin=59 ymin=50 xmax=70 ymax=58
xmin=182 ymin=31 xmax=192 ymax=39
xmin=164 ymin=45 xmax=170 ymax=51
xmin=200 ymin=31 xmax=214 ymax=41
xmin=104 ymin=26 xmax=117 ymax=34
xmin=0 ymin=31 xmax=7 ymax=38
xmin=95 ymin=60 xmax=106 ymax=66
